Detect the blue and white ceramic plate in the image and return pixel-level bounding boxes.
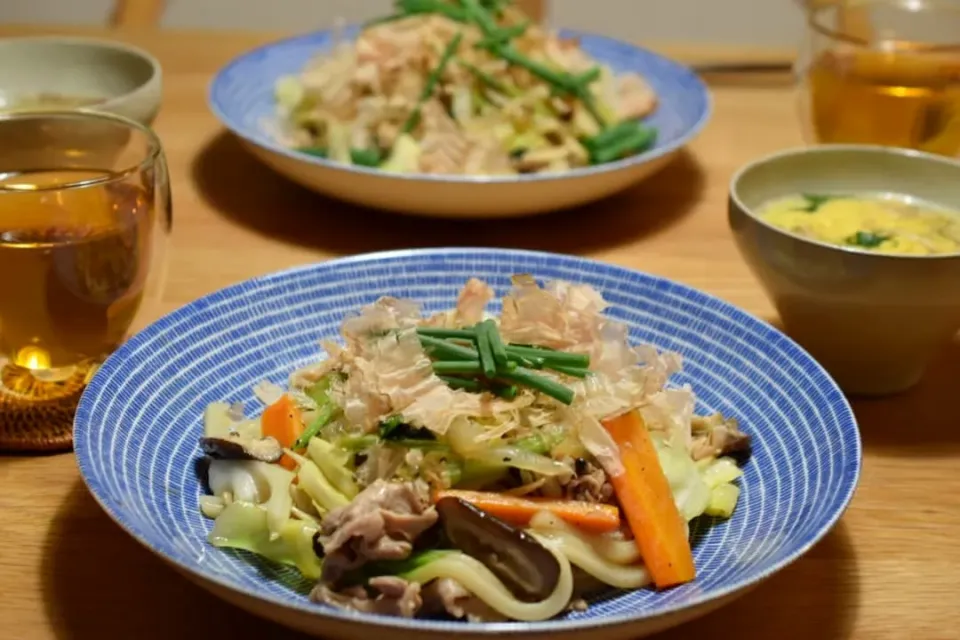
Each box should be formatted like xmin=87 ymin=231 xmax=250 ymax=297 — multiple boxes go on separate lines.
xmin=208 ymin=28 xmax=711 ymax=218
xmin=74 ymin=249 xmax=861 ymax=640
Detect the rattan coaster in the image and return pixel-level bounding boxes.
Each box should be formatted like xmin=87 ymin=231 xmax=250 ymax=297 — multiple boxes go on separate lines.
xmin=0 ymin=365 xmax=87 ymax=452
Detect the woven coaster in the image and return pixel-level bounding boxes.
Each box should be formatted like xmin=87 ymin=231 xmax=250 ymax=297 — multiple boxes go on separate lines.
xmin=0 ymin=365 xmax=87 ymax=453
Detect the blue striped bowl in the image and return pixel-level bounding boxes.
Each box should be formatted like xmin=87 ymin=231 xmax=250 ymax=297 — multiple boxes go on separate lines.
xmin=74 ymin=249 xmax=861 ymax=639
xmin=208 ymin=28 xmax=711 ymax=218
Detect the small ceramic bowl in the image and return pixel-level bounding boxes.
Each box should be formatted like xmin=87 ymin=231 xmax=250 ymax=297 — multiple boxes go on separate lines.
xmin=729 ymin=145 xmax=960 ymax=396
xmin=0 ymin=37 xmax=162 ymax=125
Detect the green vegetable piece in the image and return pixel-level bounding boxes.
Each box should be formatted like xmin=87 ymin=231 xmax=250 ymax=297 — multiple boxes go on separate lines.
xmin=491 ymin=383 xmax=519 ymax=400
xmin=383 ymin=438 xmax=451 ymax=452
xmin=298 ymin=146 xmax=328 ymax=158
xmin=419 ymin=334 xmax=479 ymax=360
xmin=416 ymin=327 xmax=477 ymax=340
xmin=396 ymin=0 xmax=469 ymax=21
xmin=298 ymin=147 xmax=382 ymax=167
xmin=591 ymin=125 xmax=657 ymax=164
xmin=490 ymin=44 xmax=578 ymax=93
xmin=480 ymin=320 xmax=510 ymax=370
xmin=305 ymin=374 xmax=336 ymax=406
xmin=476 ymin=323 xmax=498 ymax=378
xmin=546 ymin=364 xmax=590 ymax=378
xmin=379 ymin=415 xmax=436 ymax=441
xmin=847 ymin=230 xmax=891 ymax=248
xmin=433 ymin=360 xmax=484 ymax=375
xmin=307 ymin=438 xmax=359 ymax=499
xmin=475 ymin=20 xmax=529 ymax=48
xmin=350 ymin=148 xmax=382 ymax=167
xmin=401 ymin=32 xmax=464 ymax=134
xmin=576 ymin=89 xmax=607 ymax=129
xmin=500 ymin=367 xmax=575 ymax=405
xmin=336 ymin=434 xmax=378 ymax=452
xmin=438 ymin=375 xmax=484 ymax=392
xmin=461 ymin=0 xmax=503 ymax=37
xmin=583 ymin=120 xmax=641 ymax=151
xmin=800 ymin=193 xmax=841 ymax=212
xmin=505 ymin=345 xmax=589 ymax=368
xmin=573 ymin=67 xmax=601 ymax=87
xmin=461 ymin=59 xmax=513 ymax=95
xmin=289 ymin=452 xmax=350 ymax=512
xmin=379 ymin=414 xmax=407 ymax=438
xmin=209 ymin=501 xmax=322 ymax=580
xmin=512 ymin=432 xmax=556 ymax=455
xmin=292 ymin=402 xmax=338 ymax=451
xmin=359 ymin=549 xmax=457 ymax=580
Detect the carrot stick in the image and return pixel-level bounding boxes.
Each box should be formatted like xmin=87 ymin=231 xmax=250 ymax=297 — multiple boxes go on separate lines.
xmin=435 ymin=489 xmax=621 ymax=534
xmin=261 ymin=394 xmax=305 ymax=471
xmin=601 ymin=409 xmax=695 ymax=588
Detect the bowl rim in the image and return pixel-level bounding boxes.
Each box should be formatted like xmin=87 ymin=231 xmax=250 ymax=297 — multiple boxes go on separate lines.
xmin=729 ymin=143 xmax=960 ymax=260
xmin=74 ymin=247 xmax=862 ymax=635
xmin=206 ymin=26 xmax=712 ymax=185
xmin=0 ymin=35 xmax=162 ymax=108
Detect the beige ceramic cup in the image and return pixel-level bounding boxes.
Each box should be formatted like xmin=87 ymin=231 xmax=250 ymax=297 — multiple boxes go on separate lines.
xmin=728 ymin=145 xmax=960 ymax=396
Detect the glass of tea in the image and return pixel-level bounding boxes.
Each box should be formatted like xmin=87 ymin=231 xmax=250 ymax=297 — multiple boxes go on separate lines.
xmin=0 ymin=110 xmax=171 ymax=451
xmin=797 ymin=0 xmax=960 ymax=156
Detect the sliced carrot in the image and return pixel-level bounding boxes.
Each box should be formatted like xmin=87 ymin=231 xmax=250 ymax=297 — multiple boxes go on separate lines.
xmin=601 ymin=409 xmax=695 ymax=588
xmin=435 ymin=489 xmax=621 ymax=534
xmin=261 ymin=394 xmax=304 ymax=471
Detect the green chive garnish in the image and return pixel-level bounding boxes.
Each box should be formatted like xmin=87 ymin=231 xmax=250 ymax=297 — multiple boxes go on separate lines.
xmin=433 ymin=360 xmax=484 ymax=375
xmin=438 ymin=375 xmax=483 ymax=392
xmin=476 ymin=325 xmax=498 ymax=378
xmin=500 ymin=367 xmax=575 ymax=405
xmin=505 ymin=345 xmax=589 ymax=368
xmin=418 ymin=334 xmax=478 ymax=360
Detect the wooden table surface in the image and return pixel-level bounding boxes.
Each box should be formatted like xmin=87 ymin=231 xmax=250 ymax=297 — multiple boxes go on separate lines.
xmin=1 ymin=24 xmax=958 ymax=640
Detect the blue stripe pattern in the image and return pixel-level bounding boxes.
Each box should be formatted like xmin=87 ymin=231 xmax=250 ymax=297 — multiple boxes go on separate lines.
xmin=74 ymin=249 xmax=861 ymax=634
xmin=208 ymin=27 xmax=711 ymax=182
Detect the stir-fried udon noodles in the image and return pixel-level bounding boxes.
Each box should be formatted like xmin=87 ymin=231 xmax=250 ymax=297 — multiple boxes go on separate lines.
xmin=197 ymin=275 xmax=750 ymax=621
xmin=272 ymin=0 xmax=659 ymax=176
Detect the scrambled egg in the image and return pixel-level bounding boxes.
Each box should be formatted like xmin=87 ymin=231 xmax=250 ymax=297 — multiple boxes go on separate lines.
xmin=759 ymin=194 xmax=960 ymax=255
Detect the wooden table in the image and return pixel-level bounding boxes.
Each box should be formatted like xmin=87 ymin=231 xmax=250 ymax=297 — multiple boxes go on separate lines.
xmin=1 ymin=25 xmax=958 ymax=640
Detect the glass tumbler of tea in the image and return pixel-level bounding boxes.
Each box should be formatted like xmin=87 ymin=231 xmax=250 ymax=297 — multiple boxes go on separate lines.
xmin=0 ymin=110 xmax=171 ymax=451
xmin=797 ymin=0 xmax=960 ymax=156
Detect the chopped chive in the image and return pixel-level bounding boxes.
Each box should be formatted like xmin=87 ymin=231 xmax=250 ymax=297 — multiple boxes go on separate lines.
xmin=481 ymin=320 xmax=509 ymax=369
xmin=800 ymin=193 xmax=840 ymax=212
xmin=574 ymin=67 xmax=601 ymax=86
xmin=292 ymin=402 xmax=337 ymax=450
xmin=438 ymin=375 xmax=483 ymax=392
xmin=432 ymin=360 xmax=483 ymax=375
xmin=583 ymin=120 xmax=641 ymax=151
xmin=461 ymin=59 xmax=510 ymax=94
xmin=591 ymin=126 xmax=657 ymax=164
xmin=401 ymin=32 xmax=464 ymax=134
xmin=418 ymin=334 xmax=478 ymax=360
xmin=396 ymin=0 xmax=469 ymax=22
xmin=298 ymin=146 xmax=328 ymax=158
xmin=505 ymin=345 xmax=589 ymax=368
xmin=846 ymin=230 xmax=890 ymax=248
xmin=491 ymin=383 xmax=519 ymax=400
xmin=577 ymin=88 xmax=607 ymax=129
xmin=475 ymin=20 xmax=529 ymax=48
xmin=476 ymin=325 xmax=498 ymax=378
xmin=547 ymin=364 xmax=590 ymax=378
xmin=461 ymin=0 xmax=502 ymax=37
xmin=416 ymin=327 xmax=477 ymax=340
xmin=511 ymin=354 xmax=545 ymax=368
xmin=500 ymin=367 xmax=575 ymax=405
